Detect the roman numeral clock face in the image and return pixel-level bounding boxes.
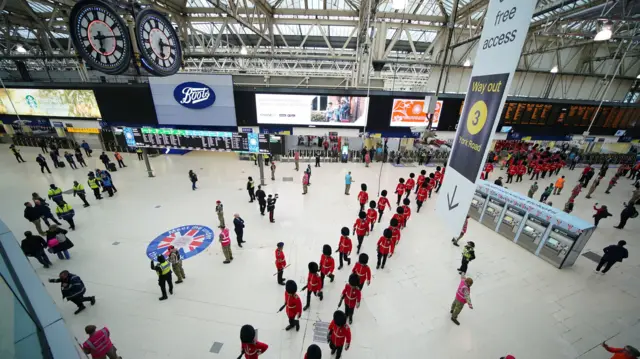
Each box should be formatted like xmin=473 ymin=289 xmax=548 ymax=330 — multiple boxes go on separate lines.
xmin=69 ymin=0 xmax=132 ymax=75
xmin=135 ymin=8 xmax=182 ymax=76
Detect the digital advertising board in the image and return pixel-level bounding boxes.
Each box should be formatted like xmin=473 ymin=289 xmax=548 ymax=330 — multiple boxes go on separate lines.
xmin=256 ymin=94 xmax=369 ymax=127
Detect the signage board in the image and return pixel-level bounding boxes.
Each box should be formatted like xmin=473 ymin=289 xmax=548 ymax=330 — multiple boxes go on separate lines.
xmin=390 ymin=99 xmax=443 ymax=128
xmin=149 ymin=74 xmax=237 ymax=127
xmin=66 ymin=127 xmax=100 ymax=134
xmin=436 ymin=0 xmax=537 ymax=236
xmin=256 ymin=94 xmax=369 ymax=127
xmin=0 ymin=88 xmax=101 ymax=118
xmin=127 ymin=127 xmax=269 ymax=153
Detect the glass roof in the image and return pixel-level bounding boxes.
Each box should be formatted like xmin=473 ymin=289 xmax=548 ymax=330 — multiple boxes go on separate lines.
xmin=26 ymin=0 xmax=53 ymax=13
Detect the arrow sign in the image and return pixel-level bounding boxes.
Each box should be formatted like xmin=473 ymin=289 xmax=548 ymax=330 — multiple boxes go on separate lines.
xmin=447 ymin=185 xmax=459 ymax=210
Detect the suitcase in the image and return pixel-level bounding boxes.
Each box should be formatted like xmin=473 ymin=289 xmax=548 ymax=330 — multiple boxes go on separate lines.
xmin=108 ymin=162 xmax=117 ymax=172
xmin=58 ymin=161 xmax=66 ymax=168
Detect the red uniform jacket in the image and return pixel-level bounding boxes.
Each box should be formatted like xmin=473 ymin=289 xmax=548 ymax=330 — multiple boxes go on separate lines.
xmin=377 ymin=235 xmax=394 ymax=255
xmin=307 ymin=272 xmax=323 ymax=293
xmin=275 ymin=249 xmax=286 ymax=270
xmin=366 ymin=208 xmax=377 ymax=224
xmin=328 ymin=321 xmax=351 ymax=347
xmin=392 ymin=213 xmax=405 ymax=228
xmin=285 ymin=293 xmax=302 ymax=319
xmin=517 ymin=165 xmax=526 ymax=175
xmin=341 ymin=284 xmax=361 ymax=309
xmin=402 ymin=205 xmax=411 ymax=223
xmin=353 ymin=218 xmax=369 ymax=236
xmin=543 ymin=163 xmax=551 ymax=172
xmin=417 ymin=175 xmax=426 ymax=188
xmin=417 ymin=187 xmax=428 ymax=202
xmin=338 ymin=236 xmax=352 ymax=254
xmin=484 ymin=164 xmax=493 ymax=173
xmin=582 ymin=167 xmax=591 ymax=175
xmin=434 ymin=171 xmax=443 ymax=184
xmin=390 ymin=225 xmax=401 ymax=246
xmin=395 ymin=183 xmax=405 ymax=195
xmin=533 ymin=164 xmax=542 ymax=173
xmin=357 ymin=191 xmax=368 ymax=205
xmin=405 ymin=178 xmax=415 ymax=192
xmin=508 ymin=166 xmax=517 ymax=176
xmin=427 ymin=180 xmax=435 ymax=191
xmin=320 ymin=254 xmax=335 ymax=275
xmin=377 ymin=196 xmax=391 ymax=211
xmin=242 ymin=341 xmax=268 ymax=359
xmin=352 ymin=262 xmax=371 ymax=285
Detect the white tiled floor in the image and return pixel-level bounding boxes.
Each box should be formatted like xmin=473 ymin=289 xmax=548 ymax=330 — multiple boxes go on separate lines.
xmin=1 ymin=145 xmax=639 ymax=359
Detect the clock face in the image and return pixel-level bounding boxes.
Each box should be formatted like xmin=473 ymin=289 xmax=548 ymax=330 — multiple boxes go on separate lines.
xmin=69 ymin=0 xmax=132 ymax=75
xmin=135 ymin=8 xmax=182 ymax=77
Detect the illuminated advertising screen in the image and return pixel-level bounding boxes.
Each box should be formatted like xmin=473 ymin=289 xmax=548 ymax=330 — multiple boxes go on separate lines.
xmin=256 ymin=94 xmax=369 ymax=127
xmin=390 ymin=99 xmax=442 ymax=128
xmin=0 ymin=88 xmax=101 ymax=118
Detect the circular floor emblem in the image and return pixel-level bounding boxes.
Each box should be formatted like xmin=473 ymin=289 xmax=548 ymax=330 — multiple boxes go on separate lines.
xmin=146 ymin=225 xmax=214 ymax=260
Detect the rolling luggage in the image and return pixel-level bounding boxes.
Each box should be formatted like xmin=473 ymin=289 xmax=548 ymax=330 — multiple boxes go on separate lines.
xmin=108 ymin=162 xmax=117 ymax=172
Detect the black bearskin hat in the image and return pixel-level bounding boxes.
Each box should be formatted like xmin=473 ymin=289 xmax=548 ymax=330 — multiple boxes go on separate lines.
xmin=341 ymin=227 xmax=350 ymax=236
xmin=359 ymin=253 xmax=369 ymax=265
xmin=323 ymin=244 xmax=332 ymax=256
xmin=436 ymin=166 xmax=442 ymax=171
xmin=399 ymin=178 xmax=405 ymax=183
xmin=390 ymin=218 xmax=399 ymax=227
xmin=306 ymin=344 xmax=322 ymax=359
xmin=381 ymin=190 xmax=388 ymax=196
xmin=333 ymin=310 xmax=347 ymax=327
xmin=403 ymin=198 xmax=410 ymax=206
xmin=423 ymin=178 xmax=430 ymax=187
xmin=240 ymin=325 xmax=255 ymax=344
xmin=348 ymin=273 xmax=359 ymax=287
xmin=285 ymin=280 xmax=297 ymax=294
xmin=409 ymin=173 xmax=415 ymax=178
xmin=308 ymin=262 xmax=319 ymax=273
xmin=369 ymin=200 xmax=376 ymax=208
xmin=420 ymin=169 xmax=427 ymax=175
xmin=358 ymin=211 xmax=366 ymax=219
xmin=396 ymin=206 xmax=404 ymax=214
xmin=361 ymin=183 xmax=367 ymax=191
xmin=429 ymin=173 xmax=435 ymax=179
xmin=383 ymin=228 xmax=392 ymax=238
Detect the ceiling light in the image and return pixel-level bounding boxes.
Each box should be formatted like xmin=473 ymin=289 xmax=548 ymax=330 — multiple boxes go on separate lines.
xmin=16 ymin=45 xmax=26 ymax=53
xmin=637 ymin=74 xmax=640 ymax=79
xmin=240 ymin=46 xmax=248 ymax=55
xmin=392 ymin=0 xmax=406 ymax=10
xmin=463 ymin=59 xmax=471 ymax=67
xmin=550 ymin=66 xmax=558 ymax=73
xmin=594 ymin=20 xmax=613 ymax=41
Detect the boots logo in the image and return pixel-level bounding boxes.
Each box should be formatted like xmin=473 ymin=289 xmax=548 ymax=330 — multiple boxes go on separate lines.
xmin=173 ymin=82 xmax=216 ymax=109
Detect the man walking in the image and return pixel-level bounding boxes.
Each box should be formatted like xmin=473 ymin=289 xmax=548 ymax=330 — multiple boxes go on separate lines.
xmin=24 ymin=202 xmax=46 ymax=235
xmin=256 ymin=185 xmax=267 ymax=215
xmin=215 ymin=200 xmax=225 ymax=228
xmin=21 ymin=231 xmax=51 ymax=268
xmin=450 ymin=275 xmax=474 ymax=325
xmin=345 ymin=171 xmax=352 ymax=195
xmin=48 ymin=271 xmax=96 ymax=314
xmin=99 ymin=152 xmax=110 ymax=169
xmin=75 ymin=150 xmax=87 ymax=167
xmin=168 ymin=246 xmax=185 ymax=284
xmin=595 ymin=240 xmax=628 ymax=275
xmin=585 ymin=175 xmax=603 ymax=199
xmin=73 ymin=181 xmax=90 ymax=207
xmin=150 ymin=255 xmax=173 ymax=300
xmin=267 ymin=194 xmax=278 ymax=223
xmin=136 ymin=148 xmax=143 ymax=160
xmin=81 ymin=140 xmax=92 ymax=156
xmin=81 ymin=325 xmax=122 ymax=359
xmin=35 ymin=199 xmax=61 ymax=226
xmin=233 ymin=213 xmax=245 ymax=247
xmin=36 ymin=154 xmax=51 ymax=174
xmin=10 ymin=145 xmax=25 ymax=163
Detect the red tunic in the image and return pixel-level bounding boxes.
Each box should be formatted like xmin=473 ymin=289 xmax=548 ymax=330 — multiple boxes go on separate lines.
xmin=353 ymin=218 xmax=369 ymax=236
xmin=390 ymin=226 xmax=401 ymax=246
xmin=517 ymin=165 xmax=526 ymax=175
xmin=533 ymin=164 xmax=542 ymax=173
xmin=328 ymin=321 xmax=352 ymax=347
xmin=508 ymin=166 xmax=517 ymax=176
xmin=341 ymin=284 xmax=361 ymax=309
xmin=427 ymin=180 xmax=435 ymax=191
xmin=338 ymin=236 xmax=352 ymax=254
xmin=484 ymin=163 xmax=493 ymax=173
xmin=434 ymin=171 xmax=443 ymax=184
xmin=392 ymin=213 xmax=405 ymax=228
xmin=366 ymin=208 xmax=377 ymax=224
xmin=395 ymin=183 xmax=405 ymax=195
xmin=357 ymin=191 xmax=368 ymax=205
xmin=377 ymin=236 xmax=394 ymax=255
xmin=377 ymin=196 xmax=390 ymax=211
xmin=242 ymin=341 xmax=268 ymax=359
xmin=320 ymin=254 xmax=335 ymax=275
xmin=307 ymin=272 xmax=322 ymax=293
xmin=402 ymin=205 xmax=411 ymax=223
xmin=285 ymin=293 xmax=302 ymax=319
xmin=352 ymin=262 xmax=371 ymax=285
xmin=417 ymin=187 xmax=428 ymax=202
xmin=405 ymin=178 xmax=415 ymax=191
xmin=416 ymin=175 xmax=426 ymax=188
xmin=275 ymin=249 xmax=286 ymax=270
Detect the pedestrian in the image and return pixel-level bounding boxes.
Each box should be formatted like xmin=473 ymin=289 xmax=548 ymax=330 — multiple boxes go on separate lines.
xmin=99 ymin=152 xmax=110 ymax=169
xmin=366 ymin=201 xmax=378 ymax=231
xmin=344 ymin=171 xmax=352 ymax=195
xmin=436 ymin=164 xmax=447 ymax=193
xmin=583 ymin=167 xmax=595 ymax=188
xmin=604 ymin=174 xmax=619 ymax=194
xmin=553 ymin=176 xmax=565 ymax=195
xmin=136 ymin=148 xmax=143 ymax=160
xmin=457 ymin=241 xmax=476 ymax=275
xmin=48 ymin=270 xmax=95 ymax=314
xmin=305 ymin=344 xmax=322 ymax=359
xmin=529 ymin=161 xmax=541 ymax=180
xmin=275 ymin=242 xmax=287 ymax=285
xmin=305 ymin=164 xmax=312 ymax=185
xmin=188 ymin=170 xmax=198 ymax=190
xmin=81 ymin=140 xmax=92 ymax=157
xmin=114 ymin=151 xmax=126 ymax=168
xmin=506 ymin=164 xmax=516 ymax=183
xmin=401 ymin=198 xmax=412 ymax=227
xmin=585 ymin=175 xmax=603 ymax=198
xmin=35 ymin=199 xmax=61 ymax=226
xmin=595 ymin=240 xmax=628 ymax=275
xmin=483 ymin=162 xmax=494 ymax=180
xmin=494 ymin=176 xmax=504 ymax=186
xmin=320 ymin=244 xmax=335 ymax=285
xmin=338 ymin=274 xmax=361 ymax=325
xmin=24 ymin=202 xmax=46 ymax=235
xmin=376 ymin=228 xmax=394 ymax=269
xmin=220 ymin=225 xmax=233 ymax=263
xmin=294 ymin=150 xmax=300 ymax=171
xmin=569 ymin=182 xmax=582 ymax=201
xmin=72 ymin=180 xmax=90 ymax=208
xmin=75 ymin=150 xmax=87 ymax=167
xmin=215 ymin=200 xmax=225 ymax=228
xmin=328 ymin=310 xmax=351 ymax=359
xmin=405 ymin=173 xmax=416 ymax=198
xmin=450 ymin=275 xmax=474 ymax=325
xmin=614 ymin=202 xmax=638 ymax=229
xmin=267 ymin=194 xmax=278 ymax=223
xmin=516 ymin=162 xmax=526 ymax=182
xmin=357 ymin=183 xmax=368 ymax=212
xmin=46 ymin=225 xmax=73 ymax=260
xmin=353 ymin=211 xmax=369 ymax=254
xmin=593 ymin=203 xmax=612 ymax=227
xmin=100 ymin=172 xmax=115 ymax=197
xmin=48 ymin=183 xmax=63 ymax=205
xmin=351 ymin=253 xmax=371 ymax=291
xmin=38 ymin=139 xmax=47 ymax=154
xmin=315 ymin=152 xmax=321 ymax=167
xmin=167 ymin=246 xmax=185 ymax=284
xmin=452 ymin=215 xmax=469 ymax=246
xmin=278 ymin=280 xmax=302 ymax=332
xmin=63 ymin=151 xmax=77 ymax=169
xmin=302 ymin=171 xmax=310 ymax=195
xmin=539 ymin=184 xmax=553 ymax=203
xmin=377 ymin=190 xmax=391 ymax=222
xmin=233 ymin=213 xmax=245 ymax=247
xmin=364 ymin=151 xmax=370 ymax=167
xmin=55 ymin=200 xmax=75 ymax=230
xmin=394 ymin=178 xmax=405 ymax=206
xmin=392 ymin=206 xmax=406 ymax=230
xmin=416 ymin=180 xmax=429 ymax=213
xmin=81 ymin=325 xmax=122 ymax=359
xmin=600 ymin=341 xmax=639 ymax=359
xmin=50 ymin=149 xmax=61 ymax=168
xmin=270 ymin=161 xmax=276 ymax=181
xmin=563 ymin=198 xmax=575 ymax=214
xmin=87 ymin=173 xmax=103 ymax=200
xmin=416 ymin=169 xmax=426 ymax=194
xmin=247 ymin=177 xmax=255 ymax=201
xmin=36 ymin=154 xmax=52 ymax=173
xmin=337 ymin=227 xmax=352 ymax=270
xmin=239 ymin=324 xmax=268 ymax=359
xmin=256 ymin=185 xmax=266 ymax=215
xmin=150 ymin=254 xmax=173 ymax=300
xmin=302 ymin=262 xmax=323 ymax=311
xmin=21 ymin=231 xmax=52 ymax=268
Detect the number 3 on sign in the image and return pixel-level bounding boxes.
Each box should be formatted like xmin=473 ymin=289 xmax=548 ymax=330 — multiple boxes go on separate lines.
xmin=466 ymin=100 xmax=488 ymax=135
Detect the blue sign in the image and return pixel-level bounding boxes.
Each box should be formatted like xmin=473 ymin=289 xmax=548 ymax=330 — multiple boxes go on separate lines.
xmin=248 ymin=133 xmax=259 ymax=153
xmin=51 ymin=121 xmax=64 ymax=128
xmin=123 ymin=127 xmax=136 ymax=147
xmin=173 ymin=82 xmax=216 ymax=109
xmin=146 ymin=225 xmax=214 ymax=261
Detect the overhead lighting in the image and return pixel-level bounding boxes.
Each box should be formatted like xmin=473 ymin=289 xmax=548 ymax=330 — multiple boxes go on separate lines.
xmin=594 ymin=20 xmax=613 ymax=41
xmin=392 ymin=0 xmax=406 ymax=10
xmin=240 ymin=46 xmax=248 ymax=55
xmin=463 ymin=59 xmax=471 ymax=67
xmin=16 ymin=45 xmax=26 ymax=53
xmin=550 ymin=66 xmax=558 ymax=73
xmin=636 ymin=74 xmax=640 ymax=79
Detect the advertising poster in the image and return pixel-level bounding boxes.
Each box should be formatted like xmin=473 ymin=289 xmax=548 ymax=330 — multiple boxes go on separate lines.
xmin=0 ymin=89 xmax=101 ymax=118
xmin=256 ymin=94 xmax=369 ymax=127
xmin=390 ymin=99 xmax=442 ymax=128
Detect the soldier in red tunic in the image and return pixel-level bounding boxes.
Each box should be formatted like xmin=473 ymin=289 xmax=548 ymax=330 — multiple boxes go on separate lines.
xmin=304 ymin=344 xmax=322 ymax=359
xmin=394 ymin=178 xmax=405 ymax=206
xmin=392 ymin=206 xmax=405 ymax=229
xmin=320 ymin=244 xmax=335 ymax=285
xmin=352 ymin=253 xmax=371 ymax=291
xmin=402 ymin=198 xmax=411 ymax=227
xmin=389 ymin=218 xmax=401 ymax=251
xmin=338 ymin=273 xmax=362 ymax=324
xmin=328 ymin=310 xmax=351 ymax=359
xmin=434 ymin=166 xmax=443 ymax=189
xmin=366 ymin=201 xmax=378 ymax=230
xmin=376 ymin=190 xmax=391 ymax=223
xmin=376 ymin=228 xmax=394 ymax=269
xmin=275 ymin=242 xmax=286 ymax=285
xmin=302 ymin=262 xmax=323 ymax=311
xmin=278 ymin=280 xmax=302 ymax=331
xmin=427 ymin=173 xmax=436 ymax=197
xmin=404 ymin=173 xmax=415 ymax=199
xmin=239 ymin=324 xmax=268 ymax=359
xmin=353 ymin=211 xmax=369 ymax=254
xmin=357 ymin=183 xmax=368 ymax=212
xmin=416 ymin=180 xmax=429 ymax=213
xmin=415 ymin=169 xmax=427 ymax=194
xmin=337 ymin=227 xmax=352 ymax=269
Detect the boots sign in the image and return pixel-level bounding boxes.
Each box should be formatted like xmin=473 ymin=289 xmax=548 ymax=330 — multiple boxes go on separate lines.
xmin=436 ymin=0 xmax=537 ymax=236
xmin=173 ymin=82 xmax=216 ymax=109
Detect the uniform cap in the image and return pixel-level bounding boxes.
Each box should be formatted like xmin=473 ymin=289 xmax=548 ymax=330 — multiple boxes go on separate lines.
xmin=333 ymin=310 xmax=347 ymax=327
xmin=420 ymin=169 xmax=426 ymax=175
xmin=381 ymin=190 xmax=388 ymax=196
xmin=361 ymin=183 xmax=367 ymax=191
xmin=341 ymin=227 xmax=350 ymax=236
xmin=358 ymin=211 xmax=366 ymax=219
xmin=240 ymin=325 xmax=256 ymax=343
xmin=277 ymin=242 xmax=284 ymax=248
xmin=323 ymin=244 xmax=332 ymax=256
xmin=403 ymin=198 xmax=410 ymax=205
xmin=399 ymin=178 xmax=405 ymax=183
xmin=359 ymin=253 xmax=369 ymax=264
xmin=285 ymin=280 xmax=297 ymax=294
xmin=306 ymin=344 xmax=322 ymax=359
xmin=396 ymin=206 xmax=404 ymax=214
xmin=348 ymin=273 xmax=359 ymax=287
xmin=409 ymin=173 xmax=415 ymax=178
xmin=308 ymin=262 xmax=319 ymax=273
xmin=383 ymin=228 xmax=392 ymax=238
xmin=369 ymin=200 xmax=376 ymax=208
xmin=467 ymin=241 xmax=475 ymax=248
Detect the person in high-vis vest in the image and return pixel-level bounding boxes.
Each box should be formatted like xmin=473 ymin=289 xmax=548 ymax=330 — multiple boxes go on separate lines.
xmin=136 ymin=148 xmax=143 ymax=160
xmin=72 ymin=181 xmax=90 ymax=207
xmin=48 ymin=184 xmax=63 ymax=205
xmin=450 ymin=275 xmax=474 ymax=325
xmin=55 ymin=201 xmax=75 ymax=230
xmin=150 ymin=255 xmax=173 ymax=300
xmin=82 ymin=325 xmax=121 ymax=359
xmin=87 ymin=173 xmax=103 ymax=200
xmin=220 ymin=225 xmax=233 ymax=264
xmin=457 ymin=241 xmax=476 ymax=275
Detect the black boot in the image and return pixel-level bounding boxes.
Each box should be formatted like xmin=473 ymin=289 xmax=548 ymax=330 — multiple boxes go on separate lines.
xmin=303 ymin=303 xmax=310 ymax=311
xmin=319 ymin=292 xmax=323 ymax=301
xmin=285 ymin=324 xmax=294 ymax=331
xmin=329 ymin=274 xmax=335 ymax=282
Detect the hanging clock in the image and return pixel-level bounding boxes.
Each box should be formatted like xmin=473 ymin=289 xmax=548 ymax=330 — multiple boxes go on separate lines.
xmin=134 ymin=8 xmax=182 ymax=77
xmin=69 ymin=0 xmax=132 ymax=75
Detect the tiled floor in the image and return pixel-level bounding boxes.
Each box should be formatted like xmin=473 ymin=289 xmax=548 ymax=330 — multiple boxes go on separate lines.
xmin=1 ymin=145 xmax=639 ymax=359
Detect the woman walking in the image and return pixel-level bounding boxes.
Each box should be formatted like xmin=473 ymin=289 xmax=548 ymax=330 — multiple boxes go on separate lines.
xmin=46 ymin=225 xmax=74 ymax=260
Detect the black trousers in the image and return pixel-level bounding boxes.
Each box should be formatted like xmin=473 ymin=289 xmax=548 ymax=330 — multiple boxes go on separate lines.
xmin=436 ymin=181 xmax=442 ymax=193
xmin=277 ymin=269 xmax=284 ymax=284
xmin=63 ymin=217 xmax=75 ymax=229
xmin=137 ymin=153 xmax=143 ymax=160
xmin=32 ymin=249 xmax=51 ymax=267
xmin=70 ymin=295 xmax=93 ymax=308
xmin=569 ymin=162 xmax=577 ymax=170
xmin=540 ymin=194 xmax=550 ymax=202
xmin=356 ymin=235 xmax=364 ymax=253
xmin=159 ymin=273 xmax=173 ymax=298
xmin=287 ymin=317 xmax=300 ymax=330
xmin=338 ymin=252 xmax=350 ymax=267
xmin=506 ymin=174 xmax=513 ymax=183
xmin=377 ymin=209 xmax=384 ymax=222
xmin=541 ymin=171 xmax=547 ymax=178
xmin=459 ymin=258 xmax=469 ymax=274
xmin=248 ymin=189 xmax=255 ymax=201
xmin=117 ymin=159 xmax=125 ymax=168
xmin=516 ymin=175 xmax=523 ymax=182
xmin=41 ymin=146 xmax=47 ymax=154
xmin=594 ymin=217 xmax=602 ymax=227
xmin=78 ymin=194 xmax=90 ymax=206
xmin=396 ymin=193 xmax=402 ymax=205
xmin=377 ymin=252 xmax=388 ymax=268
xmin=416 ymin=200 xmax=424 ymax=212
xmin=40 ymin=164 xmax=51 ymax=173
xmin=92 ymin=187 xmax=102 ymax=199
xmin=84 ymin=149 xmax=92 ymax=157
xmin=78 ymin=159 xmax=87 ymax=167
xmin=596 ymin=259 xmax=615 ymax=273
xmin=530 ymin=172 xmax=539 ymax=180
xmin=359 ymin=203 xmax=365 ymax=212
xmin=330 ymin=342 xmax=344 ymax=359
xmin=259 ymin=201 xmax=266 ymax=214
xmin=617 ymin=215 xmax=630 ymax=229
xmin=345 ymin=304 xmax=355 ymax=322
xmin=67 ymin=160 xmax=77 ymax=169
xmin=269 ymin=208 xmax=275 ymax=221
xmin=356 ymin=281 xmax=364 ymax=291
xmin=235 ymin=229 xmax=243 ymax=245
xmin=41 ymin=213 xmax=61 ymax=226
xmin=14 ymin=154 xmax=25 ymax=163
xmin=315 ymin=158 xmax=320 ymax=167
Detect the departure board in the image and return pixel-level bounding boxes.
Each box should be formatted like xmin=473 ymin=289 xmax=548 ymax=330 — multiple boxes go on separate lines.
xmin=127 ymin=128 xmax=270 ymax=153
xmin=501 ymin=102 xmax=554 ymax=125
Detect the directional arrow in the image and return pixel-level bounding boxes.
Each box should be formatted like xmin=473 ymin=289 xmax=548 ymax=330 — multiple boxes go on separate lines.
xmin=447 ymin=185 xmax=459 ymax=211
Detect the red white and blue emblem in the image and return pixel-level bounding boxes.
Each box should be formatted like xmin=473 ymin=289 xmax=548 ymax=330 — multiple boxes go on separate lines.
xmin=146 ymin=225 xmax=214 ymax=260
